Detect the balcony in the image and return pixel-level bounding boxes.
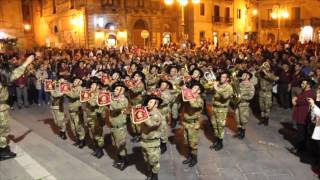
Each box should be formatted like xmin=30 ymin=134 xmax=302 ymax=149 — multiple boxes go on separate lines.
xmin=225 ymin=17 xmax=234 ymax=25
xmin=212 ymin=16 xmax=233 ymax=25
xmin=311 ymin=17 xmax=320 ymax=27
xmin=261 ymin=19 xmax=305 ymax=28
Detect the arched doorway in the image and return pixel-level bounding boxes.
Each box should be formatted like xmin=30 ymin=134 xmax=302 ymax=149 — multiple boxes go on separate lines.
xmin=290 ymin=33 xmax=299 ymax=43
xmin=267 ymin=33 xmax=275 ymax=43
xmin=132 ymin=19 xmax=148 ymax=47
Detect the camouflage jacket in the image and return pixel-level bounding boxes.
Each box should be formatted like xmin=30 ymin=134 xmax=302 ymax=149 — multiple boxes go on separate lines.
xmin=257 ymin=71 xmax=278 ymax=91
xmin=0 ymin=65 xmax=27 ymax=111
xmin=109 ymin=94 xmax=128 ymax=127
xmin=212 ymin=83 xmax=233 ymax=108
xmin=65 ymin=85 xmax=82 ymax=112
xmin=129 ymin=81 xmax=145 ymax=106
xmin=239 ymin=81 xmax=255 ymax=106
xmin=184 ymin=95 xmax=204 ymax=121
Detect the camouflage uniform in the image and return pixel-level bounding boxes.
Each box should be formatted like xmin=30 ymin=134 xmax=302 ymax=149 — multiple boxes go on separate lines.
xmin=109 ymin=94 xmax=128 ymax=157
xmin=211 ymin=83 xmax=233 ymax=139
xmin=65 ymin=85 xmax=85 ymax=141
xmin=0 ymin=65 xmax=27 ymax=148
xmin=85 ymin=91 xmax=106 ymax=149
xmin=129 ymin=81 xmax=145 ymax=135
xmin=235 ymin=81 xmax=255 ymax=129
xmin=50 ymin=85 xmax=66 ymax=135
xmin=158 ymin=89 xmax=173 ymax=144
xmin=183 ymin=96 xmax=203 ymax=155
xmin=146 ymin=74 xmax=159 ymax=90
xmin=257 ymin=71 xmax=278 ymax=120
xmin=140 ymin=108 xmax=163 ymax=175
xmin=169 ymin=76 xmax=183 ymax=123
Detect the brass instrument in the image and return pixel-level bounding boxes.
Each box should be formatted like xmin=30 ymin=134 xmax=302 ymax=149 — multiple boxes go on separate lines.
xmin=230 ymin=70 xmax=241 ymax=107
xmin=203 ymin=68 xmax=217 ymax=90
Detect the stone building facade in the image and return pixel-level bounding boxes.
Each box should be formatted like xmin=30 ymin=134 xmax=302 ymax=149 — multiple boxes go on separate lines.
xmin=257 ymin=0 xmax=320 ymax=43
xmin=32 ymin=0 xmax=180 ymax=48
xmin=0 ymin=0 xmax=33 ymax=51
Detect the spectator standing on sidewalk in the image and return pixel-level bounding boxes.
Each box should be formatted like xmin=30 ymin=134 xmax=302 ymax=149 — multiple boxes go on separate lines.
xmin=36 ymin=64 xmax=49 ymax=106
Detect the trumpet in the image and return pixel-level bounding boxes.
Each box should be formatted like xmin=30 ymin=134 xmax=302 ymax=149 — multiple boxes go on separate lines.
xmin=204 ymin=69 xmax=216 ymax=81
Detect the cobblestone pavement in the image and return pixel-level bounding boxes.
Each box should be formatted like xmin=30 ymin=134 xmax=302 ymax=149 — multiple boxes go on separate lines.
xmin=0 ymin=103 xmax=319 ymax=180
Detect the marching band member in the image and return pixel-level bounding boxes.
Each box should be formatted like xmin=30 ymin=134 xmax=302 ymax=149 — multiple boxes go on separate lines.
xmin=65 ymin=77 xmax=86 ymax=148
xmin=156 ymin=79 xmax=174 ymax=154
xmin=182 ymin=80 xmax=204 ymax=167
xmin=84 ymin=77 xmax=106 ymax=158
xmin=141 ymin=95 xmax=164 ymax=180
xmin=129 ymin=71 xmax=146 ymax=142
xmin=210 ymin=71 xmax=233 ymax=151
xmin=109 ymin=81 xmax=129 ymax=170
xmin=234 ymin=70 xmax=255 ymax=139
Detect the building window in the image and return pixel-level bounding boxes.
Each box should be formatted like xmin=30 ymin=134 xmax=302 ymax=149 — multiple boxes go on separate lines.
xmin=267 ymin=9 xmax=272 ymax=20
xmin=70 ymin=0 xmax=75 ymax=9
xmin=200 ymin=3 xmax=205 ymax=16
xmin=214 ymin=5 xmax=220 ymax=22
xmin=292 ymin=7 xmax=301 ymax=20
xmin=102 ymin=0 xmax=114 ymax=6
xmin=200 ymin=31 xmax=205 ymax=40
xmin=237 ymin=9 xmax=241 ymax=19
xmin=225 ymin=7 xmax=230 ymax=22
xmin=53 ymin=0 xmax=56 ymax=14
xmin=138 ymin=0 xmax=144 ymax=7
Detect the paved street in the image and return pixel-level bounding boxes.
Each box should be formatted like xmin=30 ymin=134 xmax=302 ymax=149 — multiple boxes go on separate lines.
xmin=1 ymin=103 xmax=320 ymax=180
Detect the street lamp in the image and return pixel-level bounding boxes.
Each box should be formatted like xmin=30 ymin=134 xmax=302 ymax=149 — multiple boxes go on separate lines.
xmin=271 ymin=5 xmax=289 ymax=42
xmin=164 ymin=0 xmax=200 ymax=44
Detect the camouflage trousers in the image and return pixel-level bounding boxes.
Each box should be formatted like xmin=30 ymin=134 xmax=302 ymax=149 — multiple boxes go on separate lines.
xmin=86 ymin=111 xmax=104 ymax=148
xmin=51 ymin=106 xmax=66 ymax=132
xmin=110 ymin=126 xmax=127 ymax=156
xmin=69 ymin=111 xmax=85 ymax=141
xmin=235 ymin=105 xmax=250 ymax=129
xmin=141 ymin=139 xmax=161 ymax=174
xmin=182 ymin=120 xmax=200 ymax=155
xmin=258 ymin=90 xmax=272 ymax=118
xmin=159 ymin=106 xmax=170 ymax=143
xmin=171 ymin=102 xmax=181 ymax=119
xmin=0 ymin=110 xmax=9 ymax=148
xmin=211 ymin=107 xmax=228 ymax=139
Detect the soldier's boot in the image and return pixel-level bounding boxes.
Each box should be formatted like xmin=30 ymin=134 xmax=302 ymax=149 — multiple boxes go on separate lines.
xmin=118 ymin=155 xmax=127 ymax=171
xmin=146 ymin=170 xmax=153 ymax=180
xmin=59 ymin=131 xmax=67 ymax=140
xmin=209 ymin=139 xmax=219 ymax=150
xmin=131 ymin=134 xmax=141 ymax=143
xmin=73 ymin=137 xmax=80 ymax=146
xmin=170 ymin=118 xmax=178 ymax=129
xmin=95 ymin=147 xmax=104 ymax=159
xmin=112 ymin=155 xmax=121 ymax=168
xmin=239 ymin=129 xmax=245 ymax=139
xmin=150 ymin=173 xmax=158 ymax=180
xmin=264 ymin=117 xmax=269 ymax=126
xmin=214 ymin=139 xmax=223 ymax=151
xmin=92 ymin=146 xmax=99 ymax=157
xmin=160 ymin=142 xmax=167 ymax=154
xmin=78 ymin=139 xmax=86 ymax=149
xmin=0 ymin=146 xmax=16 ymax=161
xmin=189 ymin=154 xmax=198 ymax=167
xmin=258 ymin=117 xmax=265 ymax=125
xmin=233 ymin=128 xmax=242 ymax=138
xmin=182 ymin=153 xmax=192 ymax=164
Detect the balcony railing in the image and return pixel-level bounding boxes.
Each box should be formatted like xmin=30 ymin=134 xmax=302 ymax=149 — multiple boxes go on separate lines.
xmin=261 ymin=19 xmax=305 ymax=28
xmin=311 ymin=17 xmax=320 ymax=27
xmin=212 ymin=16 xmax=233 ymax=25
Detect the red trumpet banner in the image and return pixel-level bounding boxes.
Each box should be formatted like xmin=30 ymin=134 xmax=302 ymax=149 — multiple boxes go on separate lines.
xmin=131 ymin=106 xmax=150 ymax=124
xmin=80 ymin=89 xmax=91 ymax=103
xmin=97 ymin=91 xmax=111 ymax=106
xmin=44 ymin=79 xmax=54 ymax=92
